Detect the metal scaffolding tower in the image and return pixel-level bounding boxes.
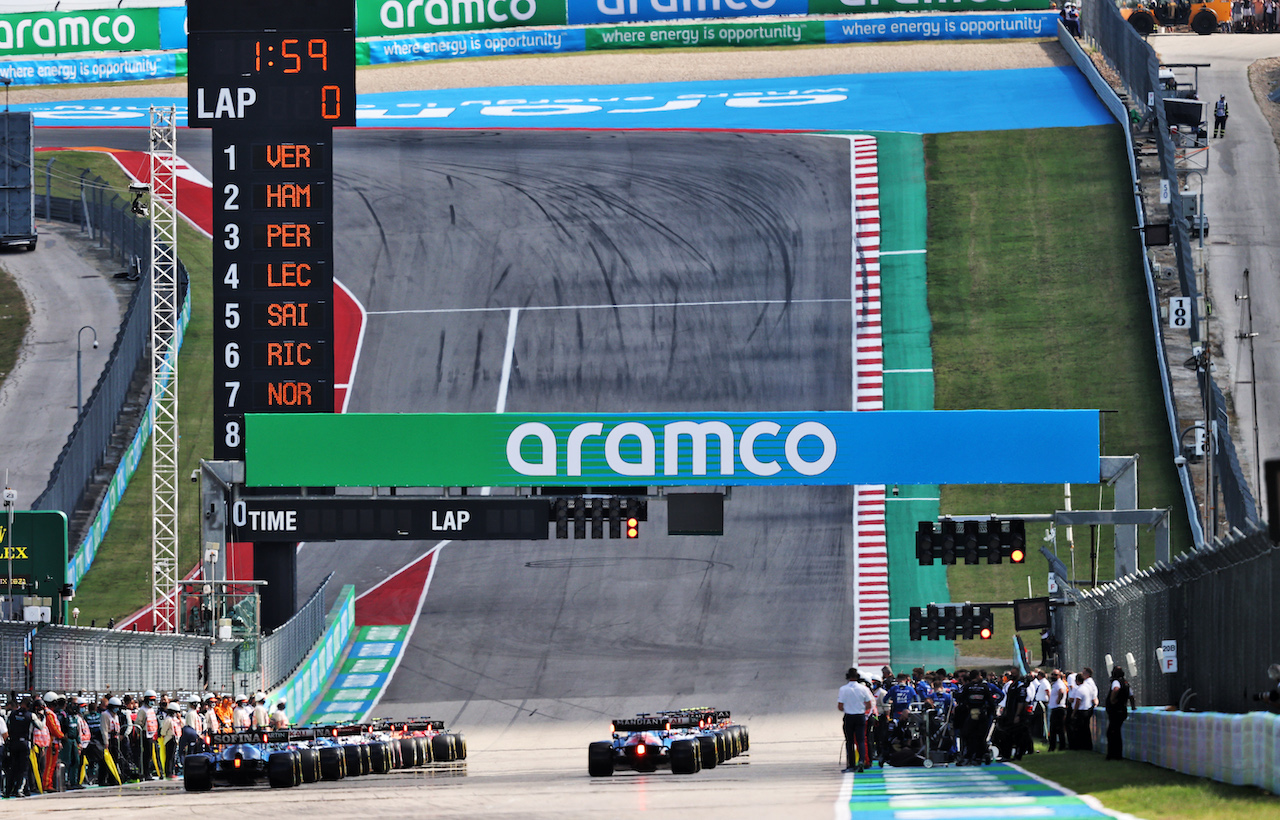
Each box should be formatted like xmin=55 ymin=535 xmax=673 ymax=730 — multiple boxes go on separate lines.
xmin=150 ymin=107 xmax=180 ymax=632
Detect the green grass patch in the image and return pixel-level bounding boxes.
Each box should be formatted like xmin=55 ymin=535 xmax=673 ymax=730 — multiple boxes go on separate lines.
xmin=34 ymin=153 xmax=213 ymax=623
xmin=924 ymin=126 xmax=1192 ymax=657
xmin=1022 ymin=750 xmax=1280 ymax=820
xmin=0 ymin=264 xmax=28 ymax=389
xmin=36 ymin=150 xmax=135 ymax=201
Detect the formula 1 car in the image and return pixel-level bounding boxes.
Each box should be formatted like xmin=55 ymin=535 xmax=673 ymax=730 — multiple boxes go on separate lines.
xmin=588 ymin=708 xmax=748 ymax=777
xmin=183 ymin=719 xmax=466 ymax=791
xmin=182 ymin=731 xmax=280 ymax=790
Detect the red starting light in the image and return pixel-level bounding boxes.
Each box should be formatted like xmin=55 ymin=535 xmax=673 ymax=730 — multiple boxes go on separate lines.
xmin=626 ymin=517 xmax=639 ymax=538
xmin=1010 ymin=548 xmax=1025 ymax=564
xmin=979 ymin=627 xmax=993 ymax=640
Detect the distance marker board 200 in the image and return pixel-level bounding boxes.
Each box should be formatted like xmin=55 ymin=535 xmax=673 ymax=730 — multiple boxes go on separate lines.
xmin=186 ymin=1 xmax=355 ymax=460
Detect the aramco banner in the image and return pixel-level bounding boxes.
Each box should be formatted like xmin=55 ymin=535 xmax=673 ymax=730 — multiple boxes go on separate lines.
xmin=244 ymin=410 xmax=1100 ymax=487
xmin=354 ymin=0 xmax=1054 ymax=35
xmin=0 ymin=9 xmax=159 ymax=57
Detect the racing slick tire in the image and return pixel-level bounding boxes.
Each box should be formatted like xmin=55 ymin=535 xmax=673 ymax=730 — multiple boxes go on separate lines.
xmin=588 ymin=741 xmax=615 ymax=777
xmin=697 ymin=735 xmax=718 ymax=769
xmin=737 ymin=725 xmax=750 ymax=752
xmin=298 ymin=747 xmax=321 ymax=782
xmin=398 ymin=737 xmax=420 ymax=767
xmin=670 ymin=739 xmax=701 ymax=775
xmin=267 ymin=750 xmax=302 ymax=788
xmin=418 ymin=736 xmax=433 ymax=764
xmin=1190 ymin=8 xmax=1217 ymax=34
xmin=343 ymin=743 xmax=372 ymax=776
xmin=370 ymin=741 xmax=394 ymax=774
xmin=183 ymin=753 xmax=214 ymax=792
xmin=451 ymin=732 xmax=467 ymax=760
xmin=431 ymin=733 xmax=457 ymax=762
xmin=319 ymin=746 xmax=347 ymax=781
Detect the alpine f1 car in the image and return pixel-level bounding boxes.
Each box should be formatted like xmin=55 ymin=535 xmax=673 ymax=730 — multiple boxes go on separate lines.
xmin=588 ymin=708 xmax=748 ymax=776
xmin=183 ymin=719 xmax=466 ymax=791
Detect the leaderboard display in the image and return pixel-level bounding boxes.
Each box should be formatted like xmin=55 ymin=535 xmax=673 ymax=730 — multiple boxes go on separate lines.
xmin=187 ymin=1 xmax=355 ymax=460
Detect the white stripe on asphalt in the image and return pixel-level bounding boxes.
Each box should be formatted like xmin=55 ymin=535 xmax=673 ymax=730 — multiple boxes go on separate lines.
xmin=366 ymin=297 xmax=851 ymax=316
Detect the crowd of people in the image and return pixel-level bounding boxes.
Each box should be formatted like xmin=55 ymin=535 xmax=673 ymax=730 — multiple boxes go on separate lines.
xmin=0 ymin=690 xmax=290 ymax=797
xmin=1233 ymin=0 xmax=1280 ymax=31
xmin=837 ymin=664 xmax=1135 ymax=772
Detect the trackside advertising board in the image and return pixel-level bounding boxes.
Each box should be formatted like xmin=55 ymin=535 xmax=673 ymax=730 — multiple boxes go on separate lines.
xmin=244 ymin=410 xmax=1099 ymax=488
xmin=356 ymin=0 xmax=1052 ymax=33
xmin=0 ymin=9 xmax=159 ymax=57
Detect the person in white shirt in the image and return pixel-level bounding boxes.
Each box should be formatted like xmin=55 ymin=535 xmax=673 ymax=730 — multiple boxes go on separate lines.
xmin=1073 ymin=668 xmax=1099 ymax=751
xmin=251 ymin=692 xmax=270 ymax=730
xmin=1070 ymin=670 xmax=1100 ymax=752
xmin=269 ymin=700 xmax=290 ymax=730
xmin=160 ymin=704 xmax=182 ymax=778
xmin=1028 ymin=669 xmax=1049 ymax=740
xmin=231 ymin=695 xmax=252 ymax=730
xmin=837 ymin=668 xmax=875 ymax=773
xmin=181 ymin=696 xmax=205 ymax=762
xmin=1046 ymin=670 xmax=1069 ymax=751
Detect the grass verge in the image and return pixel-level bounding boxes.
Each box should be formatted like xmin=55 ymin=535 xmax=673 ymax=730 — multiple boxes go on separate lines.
xmin=0 ymin=263 xmax=29 ymax=390
xmin=924 ymin=126 xmax=1192 ymax=656
xmin=34 ymin=152 xmax=213 ymax=623
xmin=1021 ymin=749 xmax=1280 ymax=820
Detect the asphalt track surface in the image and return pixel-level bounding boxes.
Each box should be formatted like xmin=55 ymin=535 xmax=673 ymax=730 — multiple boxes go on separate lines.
xmin=32 ymin=125 xmax=866 ymax=817
xmin=305 ymin=129 xmax=859 ymax=721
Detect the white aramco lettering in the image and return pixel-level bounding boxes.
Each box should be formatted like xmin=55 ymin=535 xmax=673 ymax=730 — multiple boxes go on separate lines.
xmin=508 ymin=421 xmax=556 ymax=476
xmin=606 ymin=422 xmax=655 ymax=476
xmin=505 ymin=419 xmax=837 ymax=479
xmin=784 ymin=421 xmax=837 ymax=476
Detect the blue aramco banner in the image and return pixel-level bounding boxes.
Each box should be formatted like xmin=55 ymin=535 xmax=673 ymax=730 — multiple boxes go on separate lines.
xmin=245 ymin=410 xmax=1101 ymax=487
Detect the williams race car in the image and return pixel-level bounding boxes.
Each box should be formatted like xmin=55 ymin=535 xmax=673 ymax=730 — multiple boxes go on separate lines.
xmin=587 ymin=708 xmax=749 ymax=776
xmin=183 ymin=719 xmax=466 ymax=791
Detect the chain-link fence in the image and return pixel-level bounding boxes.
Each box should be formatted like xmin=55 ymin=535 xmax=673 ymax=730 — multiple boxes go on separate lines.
xmin=0 ymin=622 xmax=33 ymax=693
xmin=1079 ymin=0 xmax=1259 ymax=535
xmin=31 ymin=166 xmax=190 ymax=533
xmin=1058 ymin=525 xmax=1276 ymax=713
xmin=30 ymin=625 xmax=209 ymax=694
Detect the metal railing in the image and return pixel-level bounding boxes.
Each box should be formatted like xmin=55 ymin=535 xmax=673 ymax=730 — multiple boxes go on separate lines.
xmin=1057 ymin=524 xmax=1276 ymax=713
xmin=259 ymin=574 xmax=333 ymax=692
xmin=30 ymin=168 xmax=189 ymax=536
xmin=0 ymin=622 xmax=34 ymax=693
xmin=31 ymin=625 xmax=210 ymax=694
xmin=23 ymin=573 xmax=334 ymax=696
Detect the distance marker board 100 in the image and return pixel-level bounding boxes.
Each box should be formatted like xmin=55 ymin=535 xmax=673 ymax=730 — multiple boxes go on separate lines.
xmin=187 ymin=1 xmax=356 ymax=460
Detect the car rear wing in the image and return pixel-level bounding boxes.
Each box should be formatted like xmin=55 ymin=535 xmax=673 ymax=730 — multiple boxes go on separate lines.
xmin=658 ymin=708 xmax=733 ymax=723
xmin=204 ymin=719 xmax=447 ymax=745
xmin=205 ymin=730 xmax=292 ymax=746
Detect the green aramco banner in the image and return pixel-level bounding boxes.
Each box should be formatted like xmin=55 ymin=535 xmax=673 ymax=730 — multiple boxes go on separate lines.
xmin=0 ymin=9 xmax=160 ymax=57
xmin=244 ymin=410 xmax=1099 ymax=488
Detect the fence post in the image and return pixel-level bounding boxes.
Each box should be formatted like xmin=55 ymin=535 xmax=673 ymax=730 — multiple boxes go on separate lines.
xmin=44 ymin=158 xmax=53 ymax=221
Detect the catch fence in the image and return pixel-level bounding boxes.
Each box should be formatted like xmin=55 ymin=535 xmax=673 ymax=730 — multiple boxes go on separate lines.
xmin=1078 ymin=0 xmax=1259 ymax=537
xmin=31 ymin=163 xmax=189 ymax=534
xmin=1057 ymin=525 xmax=1277 ymax=713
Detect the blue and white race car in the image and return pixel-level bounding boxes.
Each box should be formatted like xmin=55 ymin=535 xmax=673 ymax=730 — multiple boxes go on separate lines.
xmin=588 ymin=708 xmax=749 ymax=776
